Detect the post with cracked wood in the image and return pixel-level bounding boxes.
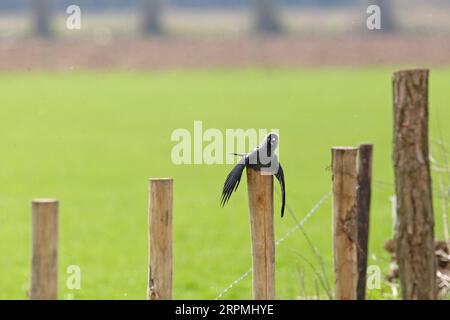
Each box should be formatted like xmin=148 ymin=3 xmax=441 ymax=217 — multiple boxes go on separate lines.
xmin=392 ymin=69 xmax=436 ymax=299
xmin=332 ymin=147 xmax=358 ymax=300
xmin=148 ymin=178 xmax=173 ymax=300
xmin=247 ymin=167 xmax=275 ymax=300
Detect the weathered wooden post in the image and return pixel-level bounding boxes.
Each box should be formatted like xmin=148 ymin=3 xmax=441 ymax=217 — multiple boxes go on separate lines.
xmin=30 ymin=199 xmax=58 ymax=300
xmin=147 ymin=178 xmax=173 ymax=300
xmin=392 ymin=69 xmax=436 ymax=299
xmin=247 ymin=168 xmax=275 ymax=300
xmin=332 ymin=147 xmax=358 ymax=300
xmin=356 ymin=144 xmax=373 ymax=300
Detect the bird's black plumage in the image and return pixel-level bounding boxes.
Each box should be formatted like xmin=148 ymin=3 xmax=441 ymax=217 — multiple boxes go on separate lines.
xmin=220 ymin=156 xmax=248 ymax=207
xmin=274 ymin=164 xmax=285 ymax=217
xmin=220 ymin=133 xmax=286 ymax=217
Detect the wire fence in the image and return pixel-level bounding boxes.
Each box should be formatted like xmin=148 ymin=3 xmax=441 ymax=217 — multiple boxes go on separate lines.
xmin=214 ymin=191 xmax=332 ymax=300
xmin=214 ymin=165 xmax=449 ymax=300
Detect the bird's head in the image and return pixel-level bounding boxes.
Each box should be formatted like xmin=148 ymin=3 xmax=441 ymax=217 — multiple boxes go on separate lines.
xmin=265 ymin=132 xmax=279 ymax=150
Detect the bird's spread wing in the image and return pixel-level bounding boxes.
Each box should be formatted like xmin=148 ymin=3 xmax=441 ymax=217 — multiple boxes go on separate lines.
xmin=221 ymin=157 xmax=248 ymax=207
xmin=275 ymin=164 xmax=286 ymax=217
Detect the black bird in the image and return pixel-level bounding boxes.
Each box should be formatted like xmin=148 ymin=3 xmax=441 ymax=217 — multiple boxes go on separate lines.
xmin=221 ymin=133 xmax=286 ymax=217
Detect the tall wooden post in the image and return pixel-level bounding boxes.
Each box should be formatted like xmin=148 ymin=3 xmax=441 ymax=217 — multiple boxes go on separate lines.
xmin=247 ymin=168 xmax=275 ymax=300
xmin=332 ymin=147 xmax=358 ymax=300
xmin=30 ymin=199 xmax=58 ymax=300
xmin=356 ymin=144 xmax=373 ymax=300
xmin=392 ymin=69 xmax=436 ymax=299
xmin=147 ymin=178 xmax=173 ymax=300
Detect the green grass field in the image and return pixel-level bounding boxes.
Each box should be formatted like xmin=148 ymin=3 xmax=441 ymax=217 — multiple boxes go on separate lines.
xmin=0 ymin=69 xmax=449 ymax=299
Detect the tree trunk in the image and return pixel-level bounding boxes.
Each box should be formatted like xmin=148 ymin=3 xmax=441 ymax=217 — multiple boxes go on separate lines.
xmin=392 ymin=69 xmax=436 ymax=300
xmin=141 ymin=0 xmax=164 ymax=35
xmin=32 ymin=0 xmax=52 ymax=37
xmin=368 ymin=0 xmax=395 ymax=32
xmin=252 ymin=0 xmax=282 ymax=34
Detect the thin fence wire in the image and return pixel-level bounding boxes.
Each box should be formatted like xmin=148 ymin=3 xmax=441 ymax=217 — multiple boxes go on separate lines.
xmin=214 ymin=180 xmax=439 ymax=300
xmin=214 ymin=191 xmax=332 ymax=300
xmin=276 ymin=192 xmax=331 ymax=246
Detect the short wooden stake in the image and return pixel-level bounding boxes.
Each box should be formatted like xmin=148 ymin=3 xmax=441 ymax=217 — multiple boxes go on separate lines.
xmin=247 ymin=168 xmax=275 ymax=300
xmin=147 ymin=178 xmax=173 ymax=300
xmin=332 ymin=147 xmax=358 ymax=300
xmin=30 ymin=199 xmax=58 ymax=300
xmin=392 ymin=69 xmax=436 ymax=299
xmin=356 ymin=144 xmax=373 ymax=300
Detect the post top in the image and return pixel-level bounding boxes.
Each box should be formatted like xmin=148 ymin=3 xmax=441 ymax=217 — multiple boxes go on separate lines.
xmin=32 ymin=198 xmax=58 ymax=204
xmin=149 ymin=178 xmax=173 ymax=181
xmin=332 ymin=146 xmax=357 ymax=151
xmin=393 ymin=69 xmax=429 ymax=76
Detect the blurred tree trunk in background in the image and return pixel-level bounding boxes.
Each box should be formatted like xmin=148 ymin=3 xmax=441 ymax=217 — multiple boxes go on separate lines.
xmin=32 ymin=0 xmax=52 ymax=37
xmin=141 ymin=0 xmax=164 ymax=35
xmin=369 ymin=0 xmax=396 ymax=32
xmin=252 ymin=0 xmax=282 ymax=34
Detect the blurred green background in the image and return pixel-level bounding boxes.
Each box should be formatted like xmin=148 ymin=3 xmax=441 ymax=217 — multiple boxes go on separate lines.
xmin=1 ymin=0 xmax=450 ymax=300
xmin=0 ymin=70 xmax=449 ymax=299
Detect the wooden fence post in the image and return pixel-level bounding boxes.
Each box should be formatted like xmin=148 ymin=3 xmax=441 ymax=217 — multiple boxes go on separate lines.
xmin=30 ymin=199 xmax=58 ymax=300
xmin=332 ymin=147 xmax=358 ymax=300
xmin=247 ymin=168 xmax=275 ymax=300
xmin=147 ymin=178 xmax=173 ymax=300
xmin=392 ymin=69 xmax=436 ymax=299
xmin=356 ymin=144 xmax=373 ymax=300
